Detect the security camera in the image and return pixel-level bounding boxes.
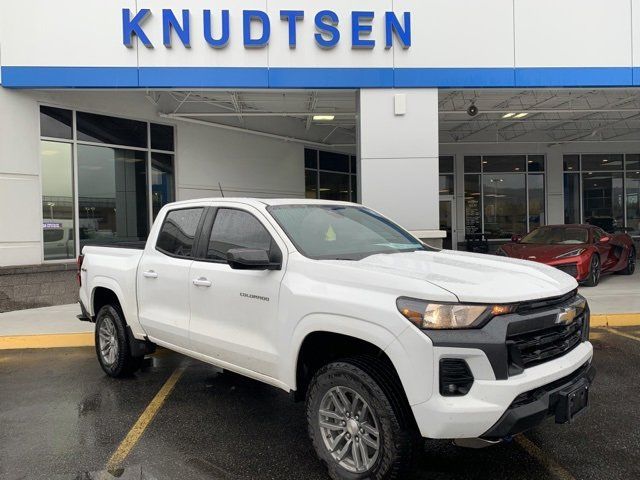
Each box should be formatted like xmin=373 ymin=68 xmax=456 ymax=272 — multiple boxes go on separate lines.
xmin=467 ymin=105 xmax=479 ymax=117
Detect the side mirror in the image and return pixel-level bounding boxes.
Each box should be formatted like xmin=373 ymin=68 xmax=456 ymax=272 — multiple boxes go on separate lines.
xmin=227 ymin=248 xmax=281 ymax=271
xmin=511 ymin=234 xmax=522 ymax=243
xmin=598 ymin=236 xmax=610 ymax=244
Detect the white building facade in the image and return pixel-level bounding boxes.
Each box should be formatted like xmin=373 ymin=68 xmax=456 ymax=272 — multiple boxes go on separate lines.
xmin=1 ymin=0 xmax=639 ymax=309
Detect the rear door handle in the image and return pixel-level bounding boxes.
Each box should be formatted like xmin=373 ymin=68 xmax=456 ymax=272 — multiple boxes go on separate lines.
xmin=193 ymin=277 xmax=212 ymax=287
xmin=143 ymin=270 xmax=158 ymax=279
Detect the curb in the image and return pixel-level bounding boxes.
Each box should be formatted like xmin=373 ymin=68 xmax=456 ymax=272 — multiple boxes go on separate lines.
xmin=0 ymin=332 xmax=94 ymax=350
xmin=590 ymin=314 xmax=640 ymax=328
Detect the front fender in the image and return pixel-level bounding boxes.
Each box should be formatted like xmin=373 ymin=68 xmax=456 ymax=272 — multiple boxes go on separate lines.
xmin=284 ymin=313 xmax=398 ymax=390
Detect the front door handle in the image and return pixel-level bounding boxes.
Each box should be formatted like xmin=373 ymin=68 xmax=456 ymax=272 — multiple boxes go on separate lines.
xmin=193 ymin=277 xmax=212 ymax=287
xmin=143 ymin=270 xmax=158 ymax=279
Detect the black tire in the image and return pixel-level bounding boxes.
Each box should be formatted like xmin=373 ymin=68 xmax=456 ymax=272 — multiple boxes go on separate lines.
xmin=306 ymin=356 xmax=418 ymax=480
xmin=583 ymin=254 xmax=601 ymax=287
xmin=95 ymin=305 xmax=143 ymax=378
xmin=619 ymin=247 xmax=636 ymax=275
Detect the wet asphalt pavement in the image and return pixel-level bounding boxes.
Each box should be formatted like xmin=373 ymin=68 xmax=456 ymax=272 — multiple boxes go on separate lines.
xmin=1 ymin=327 xmax=639 ymax=480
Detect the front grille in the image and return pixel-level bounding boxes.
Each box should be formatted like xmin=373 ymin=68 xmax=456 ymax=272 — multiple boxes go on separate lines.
xmin=515 ymin=289 xmax=578 ymax=313
xmin=555 ymin=264 xmax=578 ymax=278
xmin=507 ymin=297 xmax=587 ymax=370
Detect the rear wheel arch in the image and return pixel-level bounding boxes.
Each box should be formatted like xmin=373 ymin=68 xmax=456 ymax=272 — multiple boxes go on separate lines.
xmin=92 ymin=287 xmax=124 ymax=320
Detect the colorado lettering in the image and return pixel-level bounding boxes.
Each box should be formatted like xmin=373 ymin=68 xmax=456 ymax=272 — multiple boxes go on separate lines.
xmin=122 ymin=9 xmax=411 ymax=50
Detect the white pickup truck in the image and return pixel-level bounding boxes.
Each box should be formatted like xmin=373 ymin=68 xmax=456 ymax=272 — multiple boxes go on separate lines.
xmin=78 ymin=198 xmax=595 ymax=480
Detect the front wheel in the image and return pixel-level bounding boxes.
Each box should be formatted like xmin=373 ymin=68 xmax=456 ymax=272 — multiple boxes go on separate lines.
xmin=95 ymin=305 xmax=142 ymax=378
xmin=306 ymin=358 xmax=416 ymax=480
xmin=583 ymin=254 xmax=601 ymax=287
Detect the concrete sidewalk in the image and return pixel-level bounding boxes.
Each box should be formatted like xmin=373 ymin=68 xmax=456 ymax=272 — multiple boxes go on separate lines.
xmin=579 ymin=269 xmax=640 ymax=315
xmin=0 ymin=303 xmax=92 ymax=336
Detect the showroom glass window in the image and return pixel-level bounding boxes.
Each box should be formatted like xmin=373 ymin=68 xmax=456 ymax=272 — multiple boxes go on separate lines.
xmin=39 ymin=106 xmax=176 ymax=260
xmin=563 ymin=153 xmax=640 ymax=236
xmin=463 ymin=155 xmax=545 ymax=239
xmin=304 ymin=149 xmax=358 ymax=202
xmin=439 ymin=156 xmax=454 ymax=195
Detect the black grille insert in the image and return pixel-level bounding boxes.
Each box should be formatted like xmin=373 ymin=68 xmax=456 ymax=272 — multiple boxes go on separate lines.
xmin=507 ymin=311 xmax=586 ymax=370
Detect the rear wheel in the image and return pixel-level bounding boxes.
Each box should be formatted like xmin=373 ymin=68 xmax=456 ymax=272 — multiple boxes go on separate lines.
xmin=583 ymin=254 xmax=601 ymax=287
xmin=95 ymin=305 xmax=142 ymax=377
xmin=619 ymin=247 xmax=636 ymax=275
xmin=306 ymin=357 xmax=417 ymax=480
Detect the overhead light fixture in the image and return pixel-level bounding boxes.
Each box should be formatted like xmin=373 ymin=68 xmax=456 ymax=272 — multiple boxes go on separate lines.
xmin=313 ymin=115 xmax=335 ymax=121
xmin=514 ymin=112 xmax=529 ymax=119
xmin=502 ymin=113 xmax=516 ymax=119
xmin=602 ymin=158 xmax=609 ymax=163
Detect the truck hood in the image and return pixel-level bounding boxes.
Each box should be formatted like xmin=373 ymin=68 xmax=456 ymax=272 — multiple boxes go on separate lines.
xmin=338 ymin=249 xmax=577 ymax=304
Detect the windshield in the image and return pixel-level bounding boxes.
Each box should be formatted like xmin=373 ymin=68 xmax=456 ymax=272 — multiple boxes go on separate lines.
xmin=521 ymin=226 xmax=589 ymax=245
xmin=268 ymin=204 xmax=432 ymax=260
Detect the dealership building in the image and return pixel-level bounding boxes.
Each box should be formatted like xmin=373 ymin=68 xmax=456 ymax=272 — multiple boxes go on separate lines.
xmin=0 ymin=0 xmax=639 ymax=311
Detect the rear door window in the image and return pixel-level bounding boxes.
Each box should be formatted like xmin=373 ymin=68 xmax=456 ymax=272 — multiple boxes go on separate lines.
xmin=156 ymin=208 xmax=204 ymax=258
xmin=206 ymin=209 xmax=273 ymax=262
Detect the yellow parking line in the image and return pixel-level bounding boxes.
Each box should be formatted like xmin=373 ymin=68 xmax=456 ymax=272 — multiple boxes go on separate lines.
xmin=604 ymin=327 xmax=640 ymax=343
xmin=106 ymin=366 xmax=186 ymax=471
xmin=590 ymin=314 xmax=640 ymax=328
xmin=0 ymin=333 xmax=94 ymax=350
xmin=515 ymin=435 xmax=576 ymax=480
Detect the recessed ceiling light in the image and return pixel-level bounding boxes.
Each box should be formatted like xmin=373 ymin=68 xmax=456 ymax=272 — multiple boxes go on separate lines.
xmin=502 ymin=113 xmax=516 ymax=119
xmin=514 ymin=112 xmax=529 ymax=119
xmin=602 ymin=159 xmax=608 ymax=163
xmin=313 ymin=115 xmax=335 ymax=121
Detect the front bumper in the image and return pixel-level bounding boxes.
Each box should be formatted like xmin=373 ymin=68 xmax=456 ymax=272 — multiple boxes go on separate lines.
xmin=481 ymin=361 xmax=596 ymax=439
xmin=411 ymin=342 xmax=593 ymax=439
xmin=410 ymin=341 xmax=594 ymax=439
xmin=542 ymin=256 xmax=591 ymax=281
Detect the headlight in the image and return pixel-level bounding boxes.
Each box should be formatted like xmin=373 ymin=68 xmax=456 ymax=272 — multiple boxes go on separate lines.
xmin=554 ymin=248 xmax=586 ymax=259
xmin=396 ymin=297 xmax=515 ymax=330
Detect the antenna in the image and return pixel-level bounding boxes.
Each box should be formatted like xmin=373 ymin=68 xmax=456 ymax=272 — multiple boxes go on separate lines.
xmin=218 ymin=182 xmax=225 ymax=198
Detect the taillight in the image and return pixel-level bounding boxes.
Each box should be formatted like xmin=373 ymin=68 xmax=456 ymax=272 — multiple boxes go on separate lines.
xmin=77 ymin=254 xmax=84 ymax=286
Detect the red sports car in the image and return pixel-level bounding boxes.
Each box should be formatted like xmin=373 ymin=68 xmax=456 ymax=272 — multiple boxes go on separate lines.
xmin=498 ymin=224 xmax=636 ymax=286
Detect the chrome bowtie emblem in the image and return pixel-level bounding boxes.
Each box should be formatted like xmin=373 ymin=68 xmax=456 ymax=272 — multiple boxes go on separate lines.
xmin=557 ymin=306 xmax=578 ymax=325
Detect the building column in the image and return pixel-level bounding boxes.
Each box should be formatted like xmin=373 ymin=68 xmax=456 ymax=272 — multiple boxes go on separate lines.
xmin=357 ymin=88 xmax=443 ymax=245
xmin=546 ymin=147 xmax=565 ymax=225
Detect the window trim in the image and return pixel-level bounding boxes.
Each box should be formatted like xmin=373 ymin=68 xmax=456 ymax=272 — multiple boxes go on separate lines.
xmin=154 ymin=206 xmax=207 ymax=260
xmin=194 ymin=206 xmax=282 ymax=265
xmin=304 ymin=148 xmax=358 ymax=202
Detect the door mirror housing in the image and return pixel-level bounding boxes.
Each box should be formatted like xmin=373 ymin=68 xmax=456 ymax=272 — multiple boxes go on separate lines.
xmin=227 ymin=248 xmax=281 ymax=270
xmin=511 ymin=234 xmax=523 ymax=243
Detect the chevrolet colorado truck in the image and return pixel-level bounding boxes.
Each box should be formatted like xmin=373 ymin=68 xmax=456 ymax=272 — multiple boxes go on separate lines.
xmin=78 ymin=198 xmax=594 ymax=480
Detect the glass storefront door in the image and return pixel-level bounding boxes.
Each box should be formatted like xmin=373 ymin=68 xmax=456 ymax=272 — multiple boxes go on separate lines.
xmin=439 ymin=196 xmax=456 ymax=250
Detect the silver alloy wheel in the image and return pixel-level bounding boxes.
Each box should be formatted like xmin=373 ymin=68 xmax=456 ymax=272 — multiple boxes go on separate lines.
xmin=318 ymin=386 xmax=381 ymax=473
xmin=99 ymin=316 xmax=119 ymax=366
